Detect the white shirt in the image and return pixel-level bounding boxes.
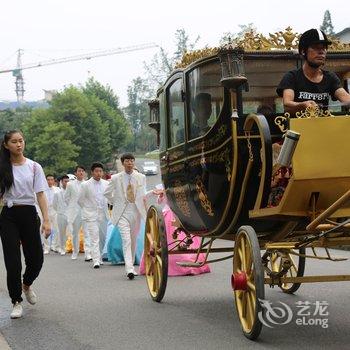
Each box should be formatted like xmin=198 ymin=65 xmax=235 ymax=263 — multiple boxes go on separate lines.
xmin=52 ymin=188 xmax=68 ymax=215
xmin=45 ymin=186 xmax=59 ymax=208
xmin=3 ymin=158 xmax=48 ymax=207
xmin=123 ymin=171 xmax=136 ymax=189
xmin=92 ymin=179 xmax=104 ymax=209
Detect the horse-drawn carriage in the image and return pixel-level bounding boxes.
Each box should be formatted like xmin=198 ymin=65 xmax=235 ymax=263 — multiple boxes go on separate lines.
xmin=145 ymin=27 xmax=350 ymax=340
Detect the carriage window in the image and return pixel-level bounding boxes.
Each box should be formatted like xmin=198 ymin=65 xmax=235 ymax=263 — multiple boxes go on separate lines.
xmin=242 ymin=58 xmax=299 ymax=115
xmin=168 ymin=78 xmax=185 ymax=147
xmin=187 ymin=61 xmax=224 ymax=139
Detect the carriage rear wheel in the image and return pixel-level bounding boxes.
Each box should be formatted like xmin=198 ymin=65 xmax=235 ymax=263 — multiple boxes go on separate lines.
xmin=270 ymin=247 xmax=305 ymax=294
xmin=232 ymin=226 xmax=264 ymax=340
xmin=144 ymin=205 xmax=168 ymax=302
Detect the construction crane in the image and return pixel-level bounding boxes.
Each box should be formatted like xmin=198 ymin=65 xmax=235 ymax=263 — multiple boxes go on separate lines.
xmin=0 ymin=43 xmax=158 ymax=103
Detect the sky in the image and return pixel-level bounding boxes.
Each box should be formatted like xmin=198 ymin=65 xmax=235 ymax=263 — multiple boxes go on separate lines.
xmin=0 ymin=0 xmax=349 ymax=107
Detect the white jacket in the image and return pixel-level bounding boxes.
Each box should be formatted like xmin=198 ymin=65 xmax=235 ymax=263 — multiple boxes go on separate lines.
xmin=104 ymin=171 xmax=147 ymax=226
xmin=78 ymin=177 xmax=109 ymax=222
xmin=52 ymin=188 xmax=68 ymax=216
xmin=64 ymin=179 xmax=84 ymax=224
xmin=45 ymin=186 xmax=60 ymax=216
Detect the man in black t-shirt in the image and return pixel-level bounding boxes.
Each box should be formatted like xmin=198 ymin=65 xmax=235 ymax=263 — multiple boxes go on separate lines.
xmin=277 ymin=28 xmax=350 ymax=114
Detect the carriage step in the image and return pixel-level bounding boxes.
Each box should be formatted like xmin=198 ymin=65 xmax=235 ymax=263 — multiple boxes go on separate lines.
xmin=176 ymin=261 xmax=203 ymax=267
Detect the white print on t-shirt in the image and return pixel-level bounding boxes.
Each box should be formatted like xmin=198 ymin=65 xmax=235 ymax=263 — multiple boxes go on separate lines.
xmin=298 ymin=92 xmax=329 ymax=101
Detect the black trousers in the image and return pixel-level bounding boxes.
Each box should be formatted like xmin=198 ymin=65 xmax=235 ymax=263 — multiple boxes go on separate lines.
xmin=0 ymin=205 xmax=43 ymax=304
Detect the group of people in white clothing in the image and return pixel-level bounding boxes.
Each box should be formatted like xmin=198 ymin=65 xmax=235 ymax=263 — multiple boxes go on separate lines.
xmin=42 ymin=153 xmax=146 ymax=278
xmin=0 ymin=129 xmax=147 ymax=320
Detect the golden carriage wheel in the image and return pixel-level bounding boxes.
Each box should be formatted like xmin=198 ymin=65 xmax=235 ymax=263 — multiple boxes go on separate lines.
xmin=144 ymin=205 xmax=168 ymax=302
xmin=232 ymin=226 xmax=264 ymax=340
xmin=270 ymin=247 xmax=305 ymax=294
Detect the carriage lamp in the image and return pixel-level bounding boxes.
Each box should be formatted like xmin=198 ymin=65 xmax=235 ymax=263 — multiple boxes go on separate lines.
xmin=148 ymin=99 xmax=160 ymax=146
xmin=218 ymin=46 xmax=247 ymax=89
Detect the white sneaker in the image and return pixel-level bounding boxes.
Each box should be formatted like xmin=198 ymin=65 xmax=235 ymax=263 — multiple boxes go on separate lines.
xmin=71 ymin=252 xmax=78 ymax=260
xmin=10 ymin=302 xmax=23 ymax=319
xmin=60 ymin=249 xmax=66 ymax=256
xmin=23 ymin=286 xmax=37 ymax=305
xmin=93 ymin=262 xmax=100 ymax=269
xmin=43 ymin=249 xmax=49 ymax=255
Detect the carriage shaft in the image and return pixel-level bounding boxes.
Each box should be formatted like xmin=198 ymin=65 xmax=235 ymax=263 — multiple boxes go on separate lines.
xmin=265 ymin=274 xmax=350 ymax=284
xmin=168 ymin=247 xmax=234 ymax=254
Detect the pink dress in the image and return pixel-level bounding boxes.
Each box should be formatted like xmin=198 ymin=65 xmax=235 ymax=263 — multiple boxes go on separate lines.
xmin=140 ymin=204 xmax=211 ymax=276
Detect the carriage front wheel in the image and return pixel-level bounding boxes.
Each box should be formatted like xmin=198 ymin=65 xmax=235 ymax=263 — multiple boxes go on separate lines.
xmin=232 ymin=226 xmax=264 ymax=340
xmin=144 ymin=205 xmax=168 ymax=302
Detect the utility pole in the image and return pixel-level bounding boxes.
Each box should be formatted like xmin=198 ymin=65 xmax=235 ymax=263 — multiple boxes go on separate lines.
xmin=13 ymin=49 xmax=25 ymax=103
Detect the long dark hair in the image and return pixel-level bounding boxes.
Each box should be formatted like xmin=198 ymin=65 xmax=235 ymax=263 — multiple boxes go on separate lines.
xmin=0 ymin=130 xmax=24 ymax=197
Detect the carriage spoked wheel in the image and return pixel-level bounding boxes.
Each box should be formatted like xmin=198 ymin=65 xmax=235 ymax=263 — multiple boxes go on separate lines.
xmin=232 ymin=226 xmax=264 ymax=340
xmin=144 ymin=205 xmax=168 ymax=302
xmin=270 ymin=247 xmax=305 ymax=294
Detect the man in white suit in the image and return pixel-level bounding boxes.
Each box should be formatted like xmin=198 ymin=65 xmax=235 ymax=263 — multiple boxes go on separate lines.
xmin=104 ymin=153 xmax=147 ymax=279
xmin=43 ymin=174 xmax=60 ymax=254
xmin=78 ymin=162 xmax=109 ymax=269
xmin=64 ymin=165 xmax=91 ymax=260
xmin=52 ymin=175 xmax=69 ymax=255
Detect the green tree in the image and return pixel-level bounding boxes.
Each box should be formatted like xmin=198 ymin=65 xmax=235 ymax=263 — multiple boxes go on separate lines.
xmin=220 ymin=23 xmax=257 ymax=45
xmin=82 ymin=77 xmax=122 ymax=113
xmin=33 ymin=122 xmax=80 ymax=175
xmin=82 ymin=78 xmax=132 ymax=153
xmin=21 ymin=108 xmax=52 ymax=160
xmin=320 ymin=10 xmax=335 ymax=35
xmin=49 ymin=86 xmax=112 ymax=166
xmin=0 ymin=106 xmax=32 ymax=138
xmin=21 ymin=108 xmax=80 ymax=174
xmin=173 ymin=28 xmax=200 ymax=61
xmin=144 ymin=28 xmax=200 ymax=90
xmin=125 ymin=77 xmax=156 ymax=152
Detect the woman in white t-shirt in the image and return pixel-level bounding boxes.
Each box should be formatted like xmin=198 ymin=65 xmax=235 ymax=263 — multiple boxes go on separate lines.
xmin=0 ymin=130 xmax=50 ymax=319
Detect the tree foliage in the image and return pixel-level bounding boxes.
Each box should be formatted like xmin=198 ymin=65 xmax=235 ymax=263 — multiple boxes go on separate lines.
xmin=19 ymin=80 xmax=130 ymax=175
xmin=320 ymin=10 xmax=335 ymax=35
xmin=127 ymin=28 xmax=200 ymax=153
xmin=0 ymin=107 xmax=32 ymax=138
xmin=220 ymin=23 xmax=257 ymax=45
xmin=82 ymin=77 xmax=121 ymax=113
xmin=49 ymin=86 xmax=112 ymax=165
xmin=143 ymin=28 xmax=200 ymax=91
xmin=124 ymin=77 xmax=156 ymax=152
xmin=31 ymin=122 xmax=80 ymax=175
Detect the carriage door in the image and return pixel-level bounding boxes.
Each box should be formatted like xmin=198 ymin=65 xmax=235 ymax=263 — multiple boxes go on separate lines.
xmin=163 ymin=76 xmax=198 ymax=228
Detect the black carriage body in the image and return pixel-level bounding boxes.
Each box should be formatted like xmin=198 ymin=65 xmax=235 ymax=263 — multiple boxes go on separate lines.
xmin=155 ymin=50 xmax=350 ymax=237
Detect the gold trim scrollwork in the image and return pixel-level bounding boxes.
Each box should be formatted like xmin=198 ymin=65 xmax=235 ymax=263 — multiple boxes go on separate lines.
xmin=174 ymin=47 xmax=219 ymax=69
xmin=274 ymin=115 xmax=289 ymax=133
xmin=235 ymin=27 xmax=300 ymax=51
xmin=295 ymin=105 xmax=334 ymax=119
xmin=190 ymin=147 xmax=231 ymax=181
xmin=206 ymin=125 xmax=227 ymax=148
xmin=195 ymin=176 xmax=214 ymax=217
xmin=169 ymin=151 xmax=184 ymax=161
xmin=173 ymin=181 xmax=191 ymax=217
xmin=168 ymin=163 xmax=185 ymax=173
xmin=174 ymin=27 xmax=350 ymax=70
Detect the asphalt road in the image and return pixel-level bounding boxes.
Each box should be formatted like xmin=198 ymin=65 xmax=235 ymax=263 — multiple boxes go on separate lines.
xmin=1 ymin=161 xmax=350 ymax=349
xmin=2 ymin=243 xmax=350 ymax=350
